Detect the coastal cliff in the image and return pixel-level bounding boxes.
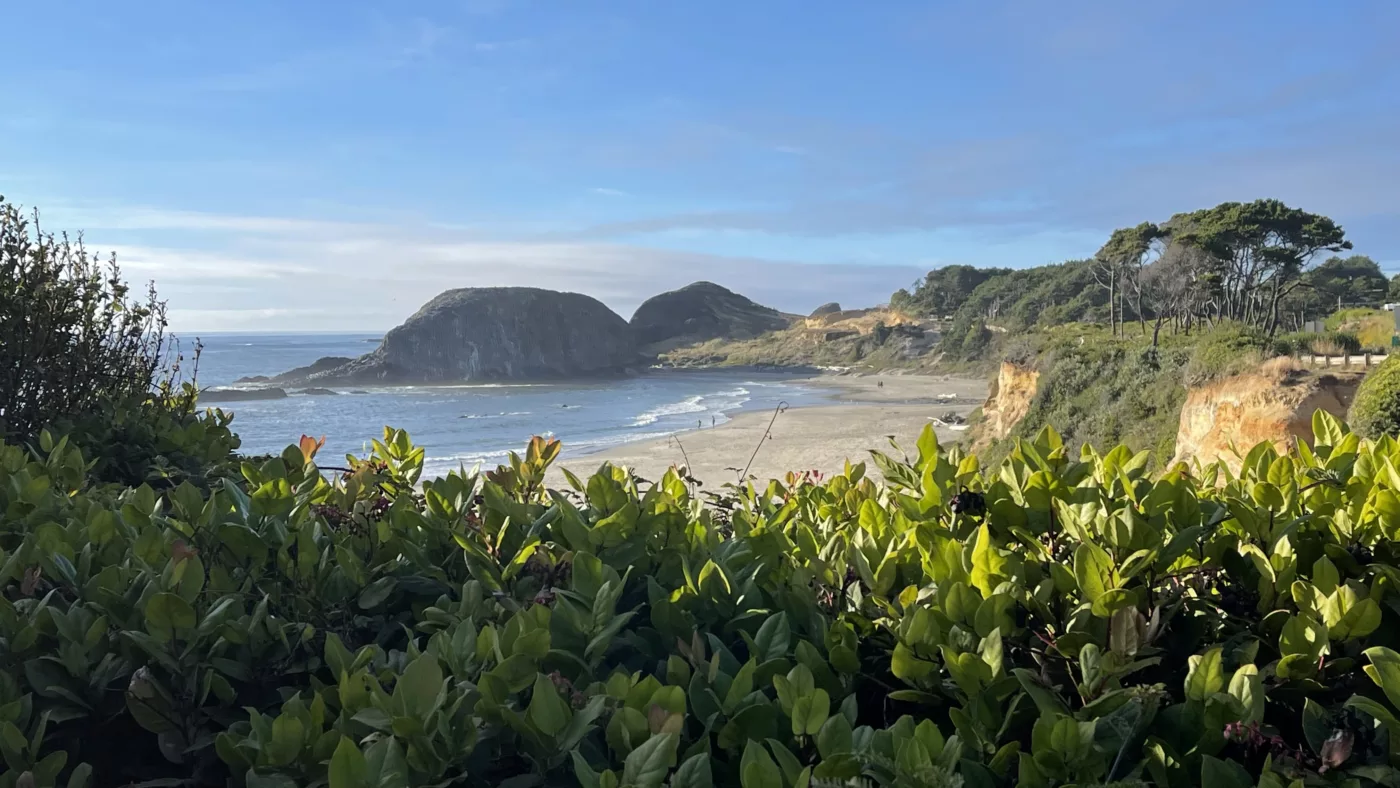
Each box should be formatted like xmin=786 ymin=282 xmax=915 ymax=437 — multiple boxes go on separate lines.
xmin=977 ymin=362 xmax=1040 ymax=445
xmin=1170 ymin=360 xmax=1362 ymax=472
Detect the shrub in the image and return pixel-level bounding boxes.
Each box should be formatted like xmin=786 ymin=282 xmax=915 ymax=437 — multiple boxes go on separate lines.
xmin=1310 ymin=331 xmax=1362 ymax=357
xmin=9 ymin=414 xmax=1400 ymax=786
xmin=1351 ymin=353 xmax=1400 ymax=437
xmin=1182 ymin=324 xmax=1268 ymax=386
xmin=0 ymin=196 xmax=171 ymax=443
xmin=0 ymin=196 xmax=234 ymax=486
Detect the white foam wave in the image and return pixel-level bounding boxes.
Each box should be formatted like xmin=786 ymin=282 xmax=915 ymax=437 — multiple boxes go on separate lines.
xmin=460 ymin=411 xmax=533 ymax=419
xmin=632 ymin=395 xmax=706 ymax=426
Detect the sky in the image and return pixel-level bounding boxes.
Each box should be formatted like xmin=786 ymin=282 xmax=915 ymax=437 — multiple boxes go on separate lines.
xmin=3 ymin=0 xmax=1399 ymax=332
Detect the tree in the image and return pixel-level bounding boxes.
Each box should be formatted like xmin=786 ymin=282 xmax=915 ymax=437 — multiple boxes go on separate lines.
xmin=1093 ymin=223 xmax=1163 ymax=337
xmin=1280 ymin=254 xmax=1388 ymax=326
xmin=1170 ymin=199 xmax=1351 ymax=335
xmin=0 ymin=196 xmax=177 ymax=445
xmin=1140 ymin=241 xmax=1209 ymax=345
xmin=894 ymin=264 xmax=1008 ymax=318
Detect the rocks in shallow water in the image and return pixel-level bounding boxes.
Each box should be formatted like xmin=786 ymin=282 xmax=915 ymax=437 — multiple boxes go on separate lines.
xmin=237 ymin=356 xmax=352 ymax=385
xmin=199 ymin=387 xmax=288 ymax=403
xmin=271 ymin=287 xmax=639 ymax=385
xmin=298 ymin=388 xmax=338 ymax=396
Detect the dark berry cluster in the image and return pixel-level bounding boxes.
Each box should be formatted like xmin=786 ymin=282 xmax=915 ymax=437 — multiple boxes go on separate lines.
xmin=368 ymin=495 xmax=391 ymax=519
xmin=950 ymin=487 xmax=986 ymax=517
xmin=1347 ymin=543 xmax=1374 ymax=566
xmin=311 ymin=503 xmax=351 ymax=529
xmin=1217 ymin=584 xmax=1260 ymax=618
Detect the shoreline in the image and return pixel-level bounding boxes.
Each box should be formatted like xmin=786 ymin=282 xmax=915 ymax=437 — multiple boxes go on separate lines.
xmin=551 ymin=372 xmax=988 ymax=485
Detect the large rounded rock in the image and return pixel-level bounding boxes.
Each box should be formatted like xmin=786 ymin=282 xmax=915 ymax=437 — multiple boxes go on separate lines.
xmin=630 ymin=281 xmax=790 ymax=351
xmin=297 ymin=288 xmax=638 ymax=383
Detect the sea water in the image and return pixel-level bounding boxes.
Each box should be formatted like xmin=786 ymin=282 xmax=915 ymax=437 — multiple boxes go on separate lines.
xmin=185 ymin=333 xmax=836 ymax=477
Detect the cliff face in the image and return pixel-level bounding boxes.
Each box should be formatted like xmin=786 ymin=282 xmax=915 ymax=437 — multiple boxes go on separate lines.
xmin=979 ymin=362 xmax=1039 ymax=443
xmin=290 ymin=288 xmax=638 ymax=384
xmin=1170 ymin=361 xmax=1362 ymax=472
xmin=630 ymin=282 xmax=791 ymax=352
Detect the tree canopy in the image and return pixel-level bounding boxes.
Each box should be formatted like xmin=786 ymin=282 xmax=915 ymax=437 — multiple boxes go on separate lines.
xmin=897 ymin=199 xmax=1368 ymax=355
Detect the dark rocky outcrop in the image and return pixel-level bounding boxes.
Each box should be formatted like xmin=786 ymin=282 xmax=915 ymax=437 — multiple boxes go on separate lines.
xmin=237 ymin=356 xmax=353 ymax=385
xmin=199 ymin=387 xmax=288 ymax=403
xmin=273 ymin=287 xmax=638 ymax=384
xmin=298 ymin=388 xmax=339 ymax=396
xmin=810 ymin=302 xmax=842 ymax=317
xmin=629 ymin=281 xmax=791 ymax=352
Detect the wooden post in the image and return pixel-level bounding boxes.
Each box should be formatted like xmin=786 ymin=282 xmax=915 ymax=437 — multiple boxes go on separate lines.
xmin=1366 ymin=352 xmax=1373 ymax=368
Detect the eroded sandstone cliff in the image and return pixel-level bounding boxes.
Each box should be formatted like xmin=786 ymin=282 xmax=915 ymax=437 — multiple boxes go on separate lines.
xmin=1170 ymin=360 xmax=1362 ymax=472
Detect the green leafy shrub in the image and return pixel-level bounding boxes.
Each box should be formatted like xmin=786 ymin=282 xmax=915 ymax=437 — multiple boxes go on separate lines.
xmin=1351 ymin=354 xmax=1400 ymax=438
xmin=10 ymin=414 xmax=1400 ymax=785
xmin=1182 ymin=324 xmax=1269 ymax=386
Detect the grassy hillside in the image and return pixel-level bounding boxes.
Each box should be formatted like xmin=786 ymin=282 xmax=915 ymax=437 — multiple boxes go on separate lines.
xmin=657 ymin=308 xmax=940 ymax=370
xmin=974 ymin=323 xmax=1291 ymax=466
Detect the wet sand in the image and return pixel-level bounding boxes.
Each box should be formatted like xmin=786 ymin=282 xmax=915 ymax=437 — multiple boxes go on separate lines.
xmin=552 ymin=373 xmax=988 ymax=486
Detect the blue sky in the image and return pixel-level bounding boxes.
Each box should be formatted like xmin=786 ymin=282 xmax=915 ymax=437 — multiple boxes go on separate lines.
xmin=4 ymin=0 xmax=1398 ymax=331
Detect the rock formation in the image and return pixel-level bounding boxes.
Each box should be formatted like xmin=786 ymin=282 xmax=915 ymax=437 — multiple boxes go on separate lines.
xmin=977 ymin=362 xmax=1040 ymax=445
xmin=1170 ymin=359 xmax=1362 ymax=472
xmin=272 ymin=287 xmax=638 ymax=384
xmin=199 ymin=387 xmax=289 ymax=403
xmin=237 ymin=356 xmax=353 ymax=385
xmin=629 ymin=281 xmax=791 ymax=352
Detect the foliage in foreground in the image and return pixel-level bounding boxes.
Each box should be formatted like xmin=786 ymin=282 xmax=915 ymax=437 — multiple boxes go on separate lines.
xmin=12 ymin=414 xmax=1400 ymax=786
xmin=1351 ymin=355 xmax=1400 ymax=440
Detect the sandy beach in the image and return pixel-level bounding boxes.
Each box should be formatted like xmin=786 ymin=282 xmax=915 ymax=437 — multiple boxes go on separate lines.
xmin=552 ymin=372 xmax=989 ymax=486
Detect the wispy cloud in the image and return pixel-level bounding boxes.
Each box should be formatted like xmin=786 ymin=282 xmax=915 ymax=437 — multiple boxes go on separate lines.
xmin=591 ymin=187 xmax=629 ymax=197
xmin=79 ymin=206 xmax=920 ymax=332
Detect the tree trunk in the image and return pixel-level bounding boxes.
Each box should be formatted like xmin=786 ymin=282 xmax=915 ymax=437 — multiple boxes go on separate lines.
xmin=1152 ymin=314 xmax=1164 ymax=348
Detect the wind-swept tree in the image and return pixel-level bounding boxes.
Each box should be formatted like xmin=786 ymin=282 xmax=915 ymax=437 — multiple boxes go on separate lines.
xmin=1093 ymin=222 xmax=1163 ymax=336
xmin=1170 ymin=199 xmax=1351 ymax=335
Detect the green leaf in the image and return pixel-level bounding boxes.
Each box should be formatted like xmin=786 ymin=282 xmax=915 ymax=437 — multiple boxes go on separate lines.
xmin=891 ymin=641 xmax=935 ymax=682
xmin=358 ymin=577 xmax=397 ymax=609
xmin=1303 ymin=698 xmax=1332 ymax=755
xmin=970 ymin=523 xmax=1008 ymax=598
xmin=621 ymin=732 xmax=678 ymax=788
xmin=817 ymin=713 xmax=854 ymax=757
xmin=144 ymin=592 xmax=196 ymax=641
xmin=65 ymin=763 xmax=93 ymax=788
xmin=740 ymin=740 xmax=785 ymax=788
xmin=1227 ymin=665 xmax=1264 ymax=725
xmin=1184 ymin=647 xmax=1224 ymax=702
xmin=752 ymin=613 xmax=790 ymax=663
xmin=794 ymin=689 xmax=830 ymax=736
xmin=1200 ymin=754 xmax=1253 ymax=788
xmin=395 ymin=653 xmax=444 ymax=718
xmin=527 ymin=673 xmax=571 ymax=737
xmin=1090 ymin=588 xmax=1134 ymax=618
xmin=1280 ymin=614 xmax=1329 ymax=661
xmin=265 ymin=714 xmax=304 ymax=767
xmin=329 ymin=736 xmax=368 ymax=788
xmin=672 ymin=752 xmax=713 ymax=788
xmin=1364 ymin=647 xmax=1400 ymax=710
xmin=1073 ymin=541 xmax=1113 ymax=602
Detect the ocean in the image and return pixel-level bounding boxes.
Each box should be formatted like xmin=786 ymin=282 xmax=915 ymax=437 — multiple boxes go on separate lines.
xmin=186 ymin=333 xmax=839 ymax=477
